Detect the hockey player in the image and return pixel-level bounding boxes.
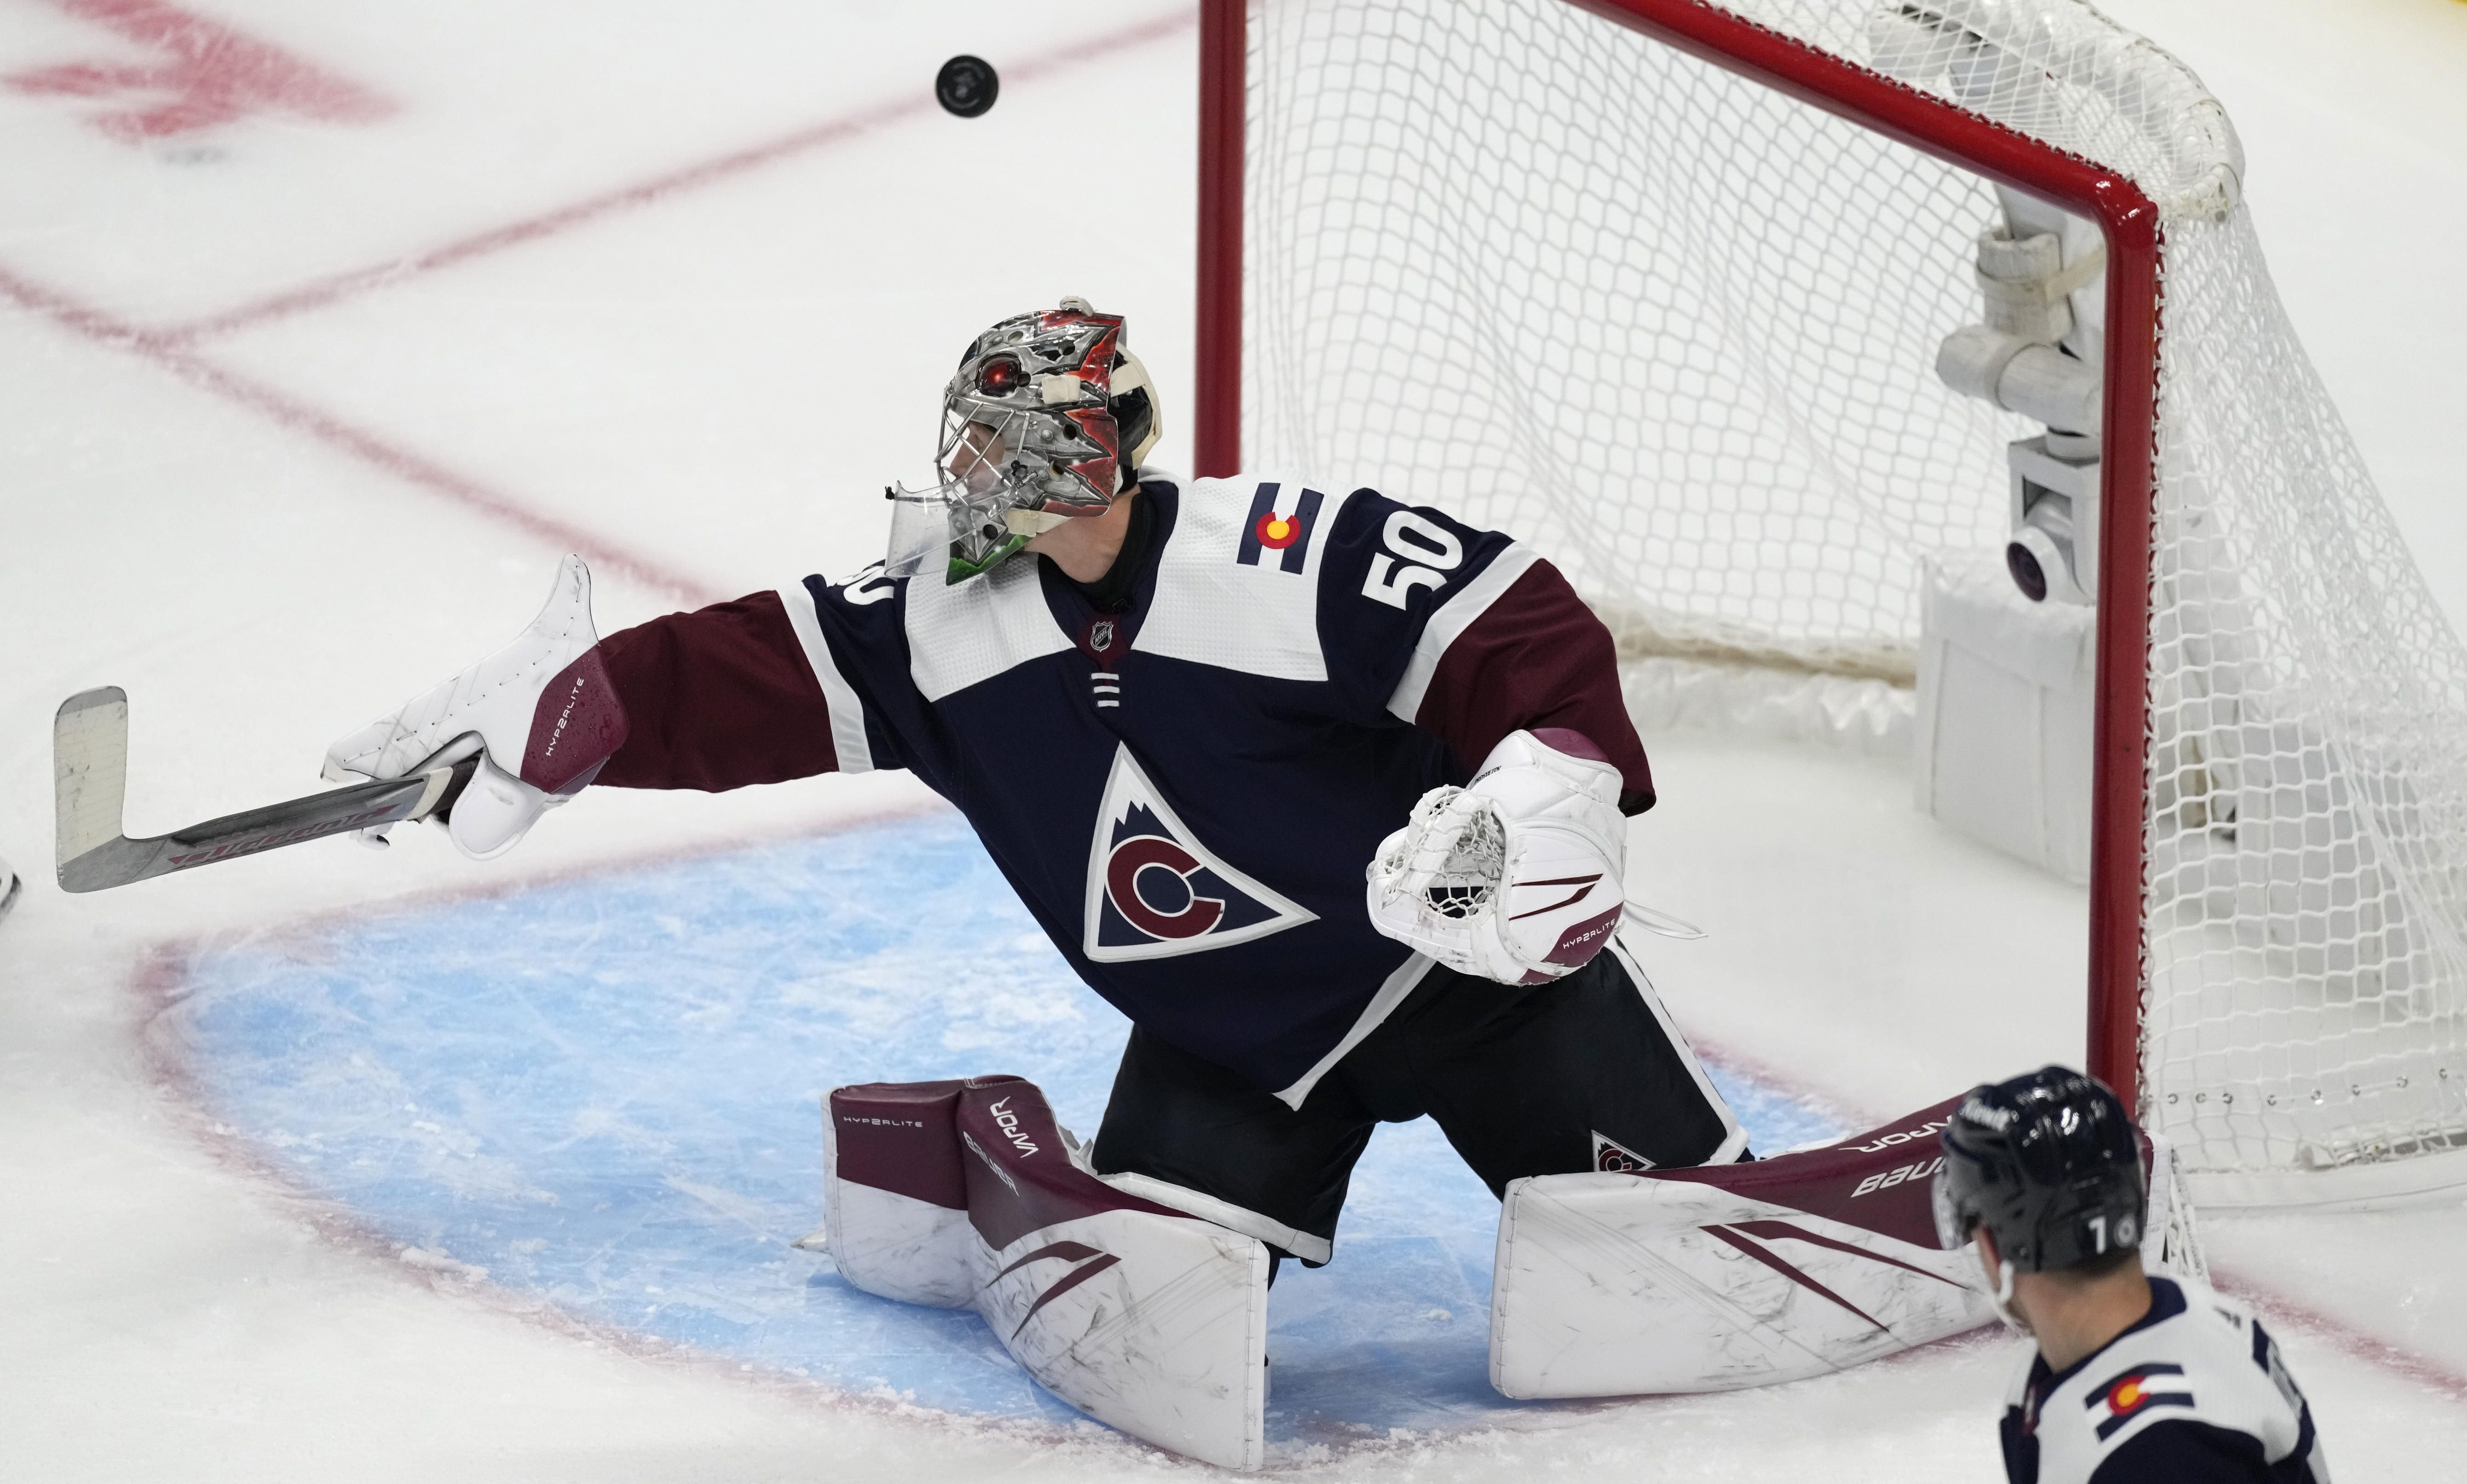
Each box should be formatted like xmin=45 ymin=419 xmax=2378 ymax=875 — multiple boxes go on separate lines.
xmin=1935 ymin=1067 xmax=2330 ymax=1483
xmin=320 ymin=298 xmax=1745 ymax=1280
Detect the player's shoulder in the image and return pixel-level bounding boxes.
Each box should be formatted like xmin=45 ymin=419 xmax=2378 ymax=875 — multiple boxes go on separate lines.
xmin=2036 ymin=1278 xmax=2310 ymax=1481
xmin=787 ymin=552 xmax=1071 ymax=704
xmin=787 ymin=561 xmax=907 ymax=648
xmin=1145 ymin=469 xmax=1535 ymax=683
xmin=1158 ymin=468 xmax=1356 ymax=569
xmin=800 ymin=559 xmax=903 ymax=610
xmin=1139 ymin=469 xmax=1350 ymax=681
xmin=773 ymin=563 xmax=908 ymax=702
xmin=1162 ymin=468 xmax=1512 ymax=574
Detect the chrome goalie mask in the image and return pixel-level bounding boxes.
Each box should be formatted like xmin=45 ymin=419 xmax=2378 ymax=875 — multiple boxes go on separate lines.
xmin=887 ymin=297 xmax=1164 ymax=584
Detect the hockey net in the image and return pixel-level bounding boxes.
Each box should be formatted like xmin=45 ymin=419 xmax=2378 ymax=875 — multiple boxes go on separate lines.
xmin=1217 ymin=0 xmax=2467 ymax=1204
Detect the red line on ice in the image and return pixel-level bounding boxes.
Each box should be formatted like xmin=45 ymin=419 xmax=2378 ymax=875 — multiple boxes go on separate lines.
xmin=6 ymin=0 xmax=393 ymax=141
xmin=0 ymin=10 xmax=1190 ymax=602
xmin=160 ymin=10 xmax=1195 ymax=343
xmin=0 ymin=263 xmax=715 ymax=603
xmin=2209 ymin=1270 xmax=2467 ymax=1403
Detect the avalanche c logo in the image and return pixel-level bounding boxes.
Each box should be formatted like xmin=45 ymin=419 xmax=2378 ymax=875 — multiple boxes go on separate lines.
xmin=1105 ymin=836 xmax=1224 ymax=939
xmin=1254 ymin=512 xmax=1301 ymax=549
xmin=1082 ymin=743 xmax=1316 ymax=962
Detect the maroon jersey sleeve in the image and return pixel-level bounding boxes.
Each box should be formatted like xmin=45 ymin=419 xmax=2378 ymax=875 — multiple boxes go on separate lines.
xmin=593 ymin=590 xmax=841 ymax=792
xmin=1407 ymin=557 xmax=1655 ymax=814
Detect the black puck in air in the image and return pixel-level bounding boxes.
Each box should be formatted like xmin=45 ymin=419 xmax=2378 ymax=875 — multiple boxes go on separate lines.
xmin=937 ymin=55 xmax=999 ymax=118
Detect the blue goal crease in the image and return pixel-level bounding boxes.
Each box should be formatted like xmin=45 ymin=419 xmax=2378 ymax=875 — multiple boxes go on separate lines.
xmin=172 ymin=814 xmax=1846 ymax=1437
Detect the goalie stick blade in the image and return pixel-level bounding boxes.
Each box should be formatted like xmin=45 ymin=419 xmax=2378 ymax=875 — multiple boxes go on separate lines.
xmin=54 ymin=687 xmax=132 ymax=871
xmin=52 ymin=686 xmax=470 ymax=893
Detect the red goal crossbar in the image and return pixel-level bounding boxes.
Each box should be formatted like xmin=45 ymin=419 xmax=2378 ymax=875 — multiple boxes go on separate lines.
xmin=1193 ymin=0 xmax=2160 ymax=1111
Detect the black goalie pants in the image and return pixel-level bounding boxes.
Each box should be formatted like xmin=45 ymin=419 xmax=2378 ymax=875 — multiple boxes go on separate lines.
xmin=1088 ymin=941 xmax=1743 ymax=1264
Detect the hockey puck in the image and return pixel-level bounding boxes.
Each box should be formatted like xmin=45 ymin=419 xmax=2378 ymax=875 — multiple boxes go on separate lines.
xmin=936 ymin=55 xmax=999 ymax=118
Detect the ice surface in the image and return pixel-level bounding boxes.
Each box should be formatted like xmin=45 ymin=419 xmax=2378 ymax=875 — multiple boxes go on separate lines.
xmin=2 ymin=0 xmax=2465 ymax=1478
xmin=167 ymin=811 xmax=1845 ymax=1440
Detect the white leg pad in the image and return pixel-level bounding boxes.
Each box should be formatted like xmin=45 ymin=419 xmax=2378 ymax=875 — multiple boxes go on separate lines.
xmin=824 ymin=1076 xmax=1267 ymax=1470
xmin=979 ymin=1210 xmax=1266 ymax=1467
xmin=1490 ymin=1096 xmax=1993 ymax=1397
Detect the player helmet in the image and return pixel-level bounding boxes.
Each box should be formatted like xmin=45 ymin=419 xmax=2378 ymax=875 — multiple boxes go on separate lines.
xmin=887 ymin=298 xmax=1165 ymax=584
xmin=1932 ymin=1065 xmax=2146 ymax=1274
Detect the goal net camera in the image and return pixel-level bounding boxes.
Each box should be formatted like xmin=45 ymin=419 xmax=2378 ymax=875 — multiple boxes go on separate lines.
xmin=1194 ymin=0 xmax=2467 ymax=1207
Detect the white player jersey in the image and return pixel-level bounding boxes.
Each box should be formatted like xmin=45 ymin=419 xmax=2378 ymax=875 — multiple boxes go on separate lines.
xmin=2000 ymin=1277 xmax=2328 ymax=1484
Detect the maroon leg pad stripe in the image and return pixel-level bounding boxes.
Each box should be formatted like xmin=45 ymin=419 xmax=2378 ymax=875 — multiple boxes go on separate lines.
xmin=1009 ymin=1253 xmax=1124 ymax=1340
xmin=1700 ymin=1222 xmax=1889 ymax=1332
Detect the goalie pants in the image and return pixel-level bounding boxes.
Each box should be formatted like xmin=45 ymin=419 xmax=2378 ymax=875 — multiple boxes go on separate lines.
xmin=1089 ymin=942 xmax=1742 ymax=1264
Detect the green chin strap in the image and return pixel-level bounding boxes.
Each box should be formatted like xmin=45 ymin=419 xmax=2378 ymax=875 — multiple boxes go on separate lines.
xmin=946 ymin=531 xmax=1030 ymax=585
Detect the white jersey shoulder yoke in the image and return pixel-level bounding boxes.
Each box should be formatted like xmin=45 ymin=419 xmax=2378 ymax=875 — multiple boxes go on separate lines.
xmin=2009 ymin=1279 xmax=2318 ymax=1482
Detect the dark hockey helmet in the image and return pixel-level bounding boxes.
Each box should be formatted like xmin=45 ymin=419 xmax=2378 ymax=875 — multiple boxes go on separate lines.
xmin=887 ymin=298 xmax=1165 ymax=584
xmin=1932 ymin=1066 xmax=2146 ymax=1274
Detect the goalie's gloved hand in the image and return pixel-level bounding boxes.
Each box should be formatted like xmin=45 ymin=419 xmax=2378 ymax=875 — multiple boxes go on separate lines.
xmin=1365 ymin=728 xmax=1628 ymax=984
xmin=323 ymin=554 xmax=629 ymax=861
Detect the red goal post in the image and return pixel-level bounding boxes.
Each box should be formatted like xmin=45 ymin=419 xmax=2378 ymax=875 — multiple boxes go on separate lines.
xmin=1195 ymin=0 xmax=2158 ymax=1112
xmin=1194 ymin=0 xmax=2467 ymax=1206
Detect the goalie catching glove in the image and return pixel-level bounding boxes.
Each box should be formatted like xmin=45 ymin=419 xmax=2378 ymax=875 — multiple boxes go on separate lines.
xmin=1367 ymin=729 xmax=1628 ymax=984
xmin=323 ymin=554 xmax=629 ymax=860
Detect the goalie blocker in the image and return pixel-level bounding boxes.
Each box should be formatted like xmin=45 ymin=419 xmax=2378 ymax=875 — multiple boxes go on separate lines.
xmin=824 ymin=1074 xmax=2204 ymax=1467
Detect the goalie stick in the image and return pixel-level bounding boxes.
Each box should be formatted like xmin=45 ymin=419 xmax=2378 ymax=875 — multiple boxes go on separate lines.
xmin=53 ymin=686 xmax=478 ymax=894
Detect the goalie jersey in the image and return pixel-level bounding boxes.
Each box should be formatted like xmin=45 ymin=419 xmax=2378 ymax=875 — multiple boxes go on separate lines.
xmin=590 ymin=472 xmax=1653 ymax=1097
xmin=2001 ymin=1276 xmax=2330 ymax=1484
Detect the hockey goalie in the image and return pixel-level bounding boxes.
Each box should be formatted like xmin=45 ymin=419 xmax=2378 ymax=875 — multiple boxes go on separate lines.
xmin=322 ymin=300 xmax=2032 ymax=1466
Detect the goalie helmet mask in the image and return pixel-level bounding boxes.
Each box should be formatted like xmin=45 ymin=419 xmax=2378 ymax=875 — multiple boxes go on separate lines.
xmin=887 ymin=297 xmax=1165 ymax=584
xmin=1932 ymin=1065 xmax=2146 ymax=1276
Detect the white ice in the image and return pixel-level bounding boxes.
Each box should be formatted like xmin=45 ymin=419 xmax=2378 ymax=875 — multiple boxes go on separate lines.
xmin=2 ymin=0 xmax=2463 ymax=1478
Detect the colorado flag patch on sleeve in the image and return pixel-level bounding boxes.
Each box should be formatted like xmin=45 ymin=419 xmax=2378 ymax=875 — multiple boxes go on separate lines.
xmin=1236 ymin=482 xmax=1324 ymax=572
xmin=2089 ymin=1363 xmax=2195 ymax=1440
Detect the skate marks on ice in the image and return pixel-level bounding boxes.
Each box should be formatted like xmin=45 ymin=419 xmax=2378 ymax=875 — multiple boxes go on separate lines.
xmin=155 ymin=811 xmax=1846 ymax=1446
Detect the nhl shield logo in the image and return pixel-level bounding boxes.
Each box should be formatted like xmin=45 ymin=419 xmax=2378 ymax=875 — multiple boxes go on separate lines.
xmin=1083 ymin=743 xmax=1316 ymax=961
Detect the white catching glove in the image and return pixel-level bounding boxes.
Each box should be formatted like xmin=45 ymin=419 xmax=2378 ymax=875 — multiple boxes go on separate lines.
xmin=1366 ymin=729 xmax=1630 ymax=985
xmin=324 ymin=554 xmax=629 ymax=861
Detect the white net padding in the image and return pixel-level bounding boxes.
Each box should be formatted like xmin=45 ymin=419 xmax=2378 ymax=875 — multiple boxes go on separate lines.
xmin=1239 ymin=0 xmax=2467 ymax=1199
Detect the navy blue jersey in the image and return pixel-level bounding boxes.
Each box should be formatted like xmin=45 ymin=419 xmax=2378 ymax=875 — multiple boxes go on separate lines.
xmin=2000 ymin=1277 xmax=2330 ymax=1484
xmin=594 ymin=471 xmax=1653 ymax=1097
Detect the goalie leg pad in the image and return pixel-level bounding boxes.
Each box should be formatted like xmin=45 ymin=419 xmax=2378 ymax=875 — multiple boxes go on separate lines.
xmin=826 ymin=1076 xmax=1268 ymax=1470
xmin=824 ymin=1080 xmax=981 ymax=1307
xmin=1489 ymin=1096 xmax=1994 ymax=1398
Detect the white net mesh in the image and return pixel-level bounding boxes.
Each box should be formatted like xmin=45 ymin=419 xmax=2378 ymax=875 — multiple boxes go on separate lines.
xmin=1241 ymin=0 xmax=2467 ymax=1190
xmin=2144 ymin=213 xmax=2467 ymax=1176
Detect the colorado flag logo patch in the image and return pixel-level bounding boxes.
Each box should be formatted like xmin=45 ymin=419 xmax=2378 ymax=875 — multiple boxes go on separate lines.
xmin=1236 ymin=482 xmax=1324 ymax=573
xmin=1083 ymin=743 xmax=1316 ymax=961
xmin=2088 ymin=1363 xmax=2193 ymax=1440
